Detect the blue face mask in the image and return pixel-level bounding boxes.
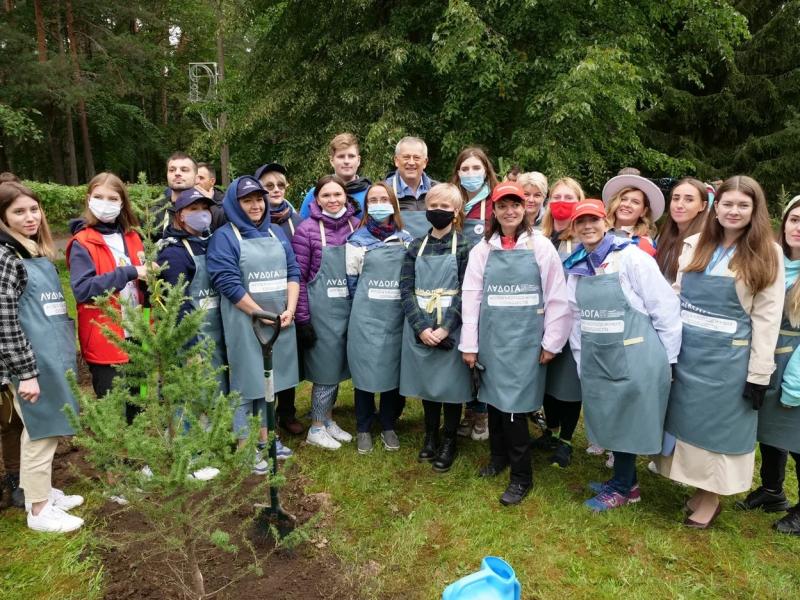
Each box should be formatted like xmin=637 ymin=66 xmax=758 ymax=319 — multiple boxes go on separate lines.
xmin=460 ymin=172 xmax=485 ymax=192
xmin=183 ymin=209 xmax=212 ymax=233
xmin=368 ymin=203 xmax=394 ymax=222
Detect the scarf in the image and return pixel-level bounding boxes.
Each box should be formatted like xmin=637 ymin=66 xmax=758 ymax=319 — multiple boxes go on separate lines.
xmin=785 ymin=256 xmax=800 ymax=290
xmin=564 ymin=233 xmax=630 ymax=276
xmin=464 ymin=184 xmax=490 ymax=214
xmin=270 ymin=200 xmax=293 ymax=224
xmin=365 ymin=216 xmax=397 ymax=241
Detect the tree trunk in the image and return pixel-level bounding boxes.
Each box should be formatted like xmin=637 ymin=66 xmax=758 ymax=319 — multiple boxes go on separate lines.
xmin=47 ymin=108 xmax=66 ymax=183
xmin=185 ymin=536 xmax=205 ymax=599
xmin=216 ymin=2 xmax=229 ymax=186
xmin=64 ymin=0 xmax=94 ymax=180
xmin=34 ymin=0 xmax=47 ymax=61
xmin=64 ymin=105 xmax=79 ymax=185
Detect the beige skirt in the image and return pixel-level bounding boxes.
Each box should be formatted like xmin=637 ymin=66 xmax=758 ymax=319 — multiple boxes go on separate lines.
xmin=656 ymin=439 xmax=755 ymax=496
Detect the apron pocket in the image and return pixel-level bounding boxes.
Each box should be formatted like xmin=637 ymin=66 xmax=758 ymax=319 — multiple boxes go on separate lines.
xmin=583 ymin=339 xmax=629 ymax=382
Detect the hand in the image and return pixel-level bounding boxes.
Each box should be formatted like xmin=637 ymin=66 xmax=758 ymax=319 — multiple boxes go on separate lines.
xmin=539 ymin=349 xmax=556 ymax=364
xmin=462 ymin=352 xmax=478 ymax=369
xmin=135 ymin=265 xmax=148 ymax=280
xmin=432 ymin=327 xmax=449 ymax=342
xmin=743 ymin=381 xmax=768 ymax=410
xmin=419 ymin=328 xmax=440 ymax=346
xmin=279 ymin=310 xmax=294 ymax=328
xmin=195 ymin=185 xmax=214 ymax=199
xmin=18 ymin=377 xmax=40 ymax=404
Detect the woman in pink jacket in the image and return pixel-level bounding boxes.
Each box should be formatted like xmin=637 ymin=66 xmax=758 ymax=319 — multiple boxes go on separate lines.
xmin=459 ymin=182 xmax=572 ymax=506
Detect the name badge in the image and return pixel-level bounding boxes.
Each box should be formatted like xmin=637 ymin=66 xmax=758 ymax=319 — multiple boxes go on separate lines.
xmin=368 ymin=288 xmax=401 ymax=300
xmin=487 ymin=293 xmax=539 ymax=307
xmin=680 ymin=310 xmax=737 ymax=334
xmin=199 ymin=296 xmax=220 ymax=310
xmin=581 ymin=319 xmax=625 ymax=334
xmin=249 ymin=280 xmax=288 ymax=294
xmin=417 ymin=296 xmax=453 ymax=309
xmin=43 ymin=301 xmax=67 ymax=317
xmin=327 ymin=287 xmax=348 ymax=298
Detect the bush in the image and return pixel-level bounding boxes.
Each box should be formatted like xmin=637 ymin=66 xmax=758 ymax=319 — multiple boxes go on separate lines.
xmin=22 ymin=180 xmax=164 ymax=232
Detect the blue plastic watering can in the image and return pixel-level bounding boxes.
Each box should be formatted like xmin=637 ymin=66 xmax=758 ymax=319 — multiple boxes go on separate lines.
xmin=442 ymin=556 xmax=521 ymax=600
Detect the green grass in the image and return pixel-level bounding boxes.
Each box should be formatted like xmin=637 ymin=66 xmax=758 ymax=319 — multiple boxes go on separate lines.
xmin=292 ymin=382 xmax=800 ymax=600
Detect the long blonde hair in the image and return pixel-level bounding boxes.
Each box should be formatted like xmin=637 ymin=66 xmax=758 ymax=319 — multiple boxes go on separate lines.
xmin=606 ymin=186 xmax=656 ymax=237
xmin=541 ymin=177 xmax=584 ymax=240
xmin=0 ymin=182 xmax=55 ymax=259
xmin=684 ymin=175 xmax=778 ymax=295
xmin=83 ymin=172 xmax=140 ymax=232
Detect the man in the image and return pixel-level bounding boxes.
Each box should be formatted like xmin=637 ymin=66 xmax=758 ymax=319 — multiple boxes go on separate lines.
xmin=157 ymin=153 xmax=225 ymax=237
xmin=385 ymin=136 xmax=436 ymax=210
xmin=195 ymin=162 xmax=225 ymax=204
xmin=298 ymin=133 xmax=371 ymax=218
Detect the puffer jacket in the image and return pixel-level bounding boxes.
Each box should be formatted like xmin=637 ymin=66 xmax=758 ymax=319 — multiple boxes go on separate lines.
xmin=292 ymin=200 xmax=359 ymax=324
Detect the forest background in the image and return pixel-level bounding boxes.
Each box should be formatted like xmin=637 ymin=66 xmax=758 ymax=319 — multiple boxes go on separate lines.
xmin=1 ymin=0 xmax=799 ymax=207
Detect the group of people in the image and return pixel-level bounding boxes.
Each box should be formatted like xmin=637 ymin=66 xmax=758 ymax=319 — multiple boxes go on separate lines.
xmin=0 ymin=132 xmax=798 ymax=539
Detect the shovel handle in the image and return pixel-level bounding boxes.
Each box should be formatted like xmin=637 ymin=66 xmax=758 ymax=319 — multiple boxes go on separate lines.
xmin=251 ymin=310 xmax=281 ymax=350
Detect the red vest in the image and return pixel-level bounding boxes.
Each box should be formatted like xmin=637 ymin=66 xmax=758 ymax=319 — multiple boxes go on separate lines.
xmin=66 ymin=228 xmax=145 ymax=365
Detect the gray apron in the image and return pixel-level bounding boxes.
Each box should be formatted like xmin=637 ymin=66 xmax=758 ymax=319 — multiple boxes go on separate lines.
xmin=757 ymin=290 xmax=800 ymax=453
xmin=666 ymin=271 xmax=754 ymax=454
xmin=304 ymin=220 xmax=353 ymax=385
xmin=182 ymin=240 xmax=228 ymax=395
xmin=477 ymin=242 xmax=546 ymax=413
xmin=399 ymin=234 xmax=471 ymax=402
xmin=220 ymin=225 xmax=299 ymax=400
xmin=399 ymin=210 xmax=430 ymax=240
xmin=545 ymin=237 xmax=582 ymax=401
xmin=576 ymin=269 xmax=670 ymax=454
xmin=347 ymin=244 xmax=406 ymax=392
xmin=463 ymin=199 xmax=488 ymax=248
xmin=15 ymin=257 xmax=79 ymax=440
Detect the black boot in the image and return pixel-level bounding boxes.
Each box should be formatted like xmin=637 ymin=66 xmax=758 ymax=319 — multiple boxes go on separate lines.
xmin=735 ymin=486 xmax=790 ymax=513
xmin=2 ymin=473 xmax=24 ymax=509
xmin=432 ymin=436 xmax=457 ymax=473
xmin=418 ymin=431 xmax=438 ymax=462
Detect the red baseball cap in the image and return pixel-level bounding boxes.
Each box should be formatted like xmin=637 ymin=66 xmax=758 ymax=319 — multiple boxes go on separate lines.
xmin=490 ymin=182 xmax=526 ymax=204
xmin=570 ymin=199 xmax=607 ymax=223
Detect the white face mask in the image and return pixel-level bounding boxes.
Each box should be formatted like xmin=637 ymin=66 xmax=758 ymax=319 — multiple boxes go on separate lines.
xmin=322 ymin=206 xmax=347 ymax=219
xmin=89 ymin=197 xmax=122 ymax=223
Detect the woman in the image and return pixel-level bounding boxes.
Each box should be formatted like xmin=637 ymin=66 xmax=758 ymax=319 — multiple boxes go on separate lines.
xmin=660 ymin=175 xmax=784 ymax=528
xmin=346 ymin=183 xmax=413 ymax=454
xmin=67 ymin=173 xmax=147 ymax=423
xmin=399 ymin=183 xmax=471 ymax=472
xmin=737 ymin=195 xmax=800 ymax=535
xmin=450 ymin=148 xmax=499 ymax=440
xmin=602 ymin=174 xmax=664 ymax=257
xmin=564 ymin=199 xmax=681 ymax=511
xmin=292 ymin=175 xmax=360 ymax=450
xmin=0 ymin=182 xmax=84 ymax=532
xmin=460 ymin=182 xmax=571 ymax=505
xmin=256 ymin=162 xmax=305 ymax=436
xmin=536 ymin=177 xmax=586 ymax=468
xmin=207 ymin=176 xmax=300 ymax=472
xmin=517 ymin=171 xmax=548 ymax=229
xmin=656 ymin=178 xmax=709 ymax=284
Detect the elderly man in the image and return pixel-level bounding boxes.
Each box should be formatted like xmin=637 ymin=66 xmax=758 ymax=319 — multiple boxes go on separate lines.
xmin=386 ymin=136 xmax=437 ymax=238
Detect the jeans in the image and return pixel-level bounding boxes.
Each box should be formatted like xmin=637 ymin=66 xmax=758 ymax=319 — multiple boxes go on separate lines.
xmin=233 ymin=398 xmax=267 ymax=440
xmin=354 ymin=388 xmax=403 ymax=433
xmin=608 ymin=451 xmax=637 ymax=495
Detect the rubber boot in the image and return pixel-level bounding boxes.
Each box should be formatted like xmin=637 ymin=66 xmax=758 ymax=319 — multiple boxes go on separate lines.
xmin=432 ymin=435 xmax=457 ymax=473
xmin=418 ymin=430 xmax=438 ymax=462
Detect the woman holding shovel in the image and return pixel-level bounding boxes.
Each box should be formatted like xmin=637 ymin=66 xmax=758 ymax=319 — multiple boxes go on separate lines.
xmin=460 ymin=182 xmax=571 ymax=506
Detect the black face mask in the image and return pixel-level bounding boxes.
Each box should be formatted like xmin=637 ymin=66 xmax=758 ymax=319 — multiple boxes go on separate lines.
xmin=426 ymin=209 xmax=454 ymax=230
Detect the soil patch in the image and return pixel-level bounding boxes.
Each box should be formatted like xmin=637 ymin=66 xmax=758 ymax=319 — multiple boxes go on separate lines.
xmin=51 ymin=446 xmax=364 ymax=599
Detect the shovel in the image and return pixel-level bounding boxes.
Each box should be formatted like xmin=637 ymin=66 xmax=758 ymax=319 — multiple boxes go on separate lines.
xmin=251 ymin=310 xmax=296 ymax=538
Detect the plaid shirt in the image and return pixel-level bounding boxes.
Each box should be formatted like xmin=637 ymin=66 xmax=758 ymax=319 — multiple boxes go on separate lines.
xmin=399 ymin=229 xmax=470 ymax=335
xmin=0 ymin=243 xmax=38 ymax=384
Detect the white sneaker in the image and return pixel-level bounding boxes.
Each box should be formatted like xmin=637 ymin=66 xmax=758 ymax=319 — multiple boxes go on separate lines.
xmin=586 ymin=444 xmax=605 ymax=455
xmin=27 ymin=501 xmax=84 ymax=533
xmin=307 ymin=427 xmax=341 ymax=450
xmin=604 ymin=452 xmax=615 ymax=469
xmin=325 ymin=421 xmax=352 ymax=443
xmin=253 ymin=451 xmax=269 ymax=475
xmin=647 ymin=460 xmax=659 ymax=474
xmin=50 ymin=488 xmax=84 ymax=511
xmin=190 ymin=467 xmax=220 ymax=481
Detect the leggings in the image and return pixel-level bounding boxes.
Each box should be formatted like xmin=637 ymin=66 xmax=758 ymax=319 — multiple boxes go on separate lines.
xmin=543 ymin=394 xmax=582 ymax=442
xmin=310 ymin=383 xmax=339 ymax=423
xmin=88 ymin=363 xmax=141 ymax=425
xmin=422 ymin=400 xmax=461 ymax=436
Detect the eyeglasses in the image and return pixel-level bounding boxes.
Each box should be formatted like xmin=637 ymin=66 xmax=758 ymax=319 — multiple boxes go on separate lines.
xmin=398 ymin=154 xmax=425 ymax=163
xmin=263 ymin=182 xmax=286 ymax=191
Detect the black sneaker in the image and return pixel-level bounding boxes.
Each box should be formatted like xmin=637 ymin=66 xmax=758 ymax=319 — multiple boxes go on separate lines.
xmin=499 ymin=482 xmax=531 ymax=506
xmin=478 ymin=461 xmax=508 ymax=478
xmin=531 ymin=430 xmax=558 ymax=451
xmin=735 ymin=486 xmax=791 ymax=513
xmin=549 ymin=440 xmax=573 ymax=468
xmin=774 ymin=506 xmax=800 ymax=535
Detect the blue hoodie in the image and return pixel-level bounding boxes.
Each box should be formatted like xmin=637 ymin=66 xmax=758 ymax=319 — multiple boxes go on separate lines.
xmin=207 ymin=176 xmax=300 ymax=304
